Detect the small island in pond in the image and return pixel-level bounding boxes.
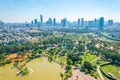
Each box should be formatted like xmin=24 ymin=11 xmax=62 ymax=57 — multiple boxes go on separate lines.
xmin=17 ymin=68 xmax=33 ymax=76
xmin=13 ymin=61 xmax=33 ymax=76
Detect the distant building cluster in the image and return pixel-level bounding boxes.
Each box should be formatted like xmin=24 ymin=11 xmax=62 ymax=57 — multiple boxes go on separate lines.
xmin=0 ymin=14 xmax=118 ymax=30
xmin=30 ymin=14 xmax=116 ymax=30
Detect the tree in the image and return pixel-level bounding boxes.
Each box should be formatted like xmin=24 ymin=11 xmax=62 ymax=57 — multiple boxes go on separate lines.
xmin=60 ymin=73 xmax=64 ymax=80
xmin=67 ymin=53 xmax=80 ymax=64
xmin=84 ymin=61 xmax=93 ymax=72
xmin=67 ymin=59 xmax=73 ymax=65
xmin=78 ymin=45 xmax=85 ymax=52
xmin=66 ymin=65 xmax=72 ymax=70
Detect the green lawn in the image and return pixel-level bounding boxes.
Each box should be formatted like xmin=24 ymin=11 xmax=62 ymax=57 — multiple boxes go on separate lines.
xmin=81 ymin=52 xmax=97 ymax=65
xmin=92 ymin=59 xmax=106 ymax=66
xmin=52 ymin=54 xmax=67 ymax=66
xmin=101 ymin=64 xmax=120 ymax=79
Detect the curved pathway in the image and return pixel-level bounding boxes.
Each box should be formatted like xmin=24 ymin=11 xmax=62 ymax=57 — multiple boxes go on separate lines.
xmin=97 ymin=66 xmax=104 ymax=80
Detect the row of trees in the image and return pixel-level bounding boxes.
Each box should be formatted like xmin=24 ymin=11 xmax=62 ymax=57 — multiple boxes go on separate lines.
xmin=87 ymin=39 xmax=120 ymax=65
xmin=102 ymin=51 xmax=120 ymax=64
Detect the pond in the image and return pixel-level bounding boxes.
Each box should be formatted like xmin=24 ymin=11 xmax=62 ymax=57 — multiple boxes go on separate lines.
xmin=0 ymin=57 xmax=64 ymax=80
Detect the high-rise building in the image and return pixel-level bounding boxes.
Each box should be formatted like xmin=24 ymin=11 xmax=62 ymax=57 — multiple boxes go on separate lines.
xmin=84 ymin=21 xmax=88 ymax=30
xmin=84 ymin=21 xmax=88 ymax=27
xmin=34 ymin=19 xmax=38 ymax=24
xmin=99 ymin=17 xmax=104 ymax=30
xmin=88 ymin=21 xmax=94 ymax=28
xmin=81 ymin=18 xmax=84 ymax=27
xmin=0 ymin=20 xmax=4 ymax=29
xmin=78 ymin=18 xmax=80 ymax=27
xmin=94 ymin=18 xmax=98 ymax=27
xmin=46 ymin=18 xmax=52 ymax=26
xmin=61 ymin=18 xmax=67 ymax=27
xmin=53 ymin=18 xmax=57 ymax=26
xmin=108 ymin=20 xmax=113 ymax=26
xmin=25 ymin=22 xmax=29 ymax=27
xmin=31 ymin=21 xmax=34 ymax=24
xmin=40 ymin=14 xmax=43 ymax=24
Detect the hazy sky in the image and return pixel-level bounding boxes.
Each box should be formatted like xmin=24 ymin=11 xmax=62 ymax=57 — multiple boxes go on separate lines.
xmin=0 ymin=0 xmax=120 ymax=23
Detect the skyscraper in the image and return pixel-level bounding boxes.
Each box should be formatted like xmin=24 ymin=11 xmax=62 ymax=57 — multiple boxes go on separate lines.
xmin=94 ymin=18 xmax=98 ymax=27
xmin=46 ymin=18 xmax=52 ymax=26
xmin=34 ymin=19 xmax=38 ymax=24
xmin=108 ymin=20 xmax=113 ymax=26
xmin=53 ymin=18 xmax=57 ymax=26
xmin=88 ymin=21 xmax=94 ymax=28
xmin=99 ymin=17 xmax=104 ymax=30
xmin=0 ymin=20 xmax=4 ymax=29
xmin=31 ymin=21 xmax=34 ymax=24
xmin=61 ymin=18 xmax=67 ymax=27
xmin=40 ymin=14 xmax=43 ymax=24
xmin=78 ymin=18 xmax=80 ymax=27
xmin=81 ymin=18 xmax=84 ymax=27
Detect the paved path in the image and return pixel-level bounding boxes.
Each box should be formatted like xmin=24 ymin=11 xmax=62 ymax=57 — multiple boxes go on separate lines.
xmin=97 ymin=66 xmax=104 ymax=80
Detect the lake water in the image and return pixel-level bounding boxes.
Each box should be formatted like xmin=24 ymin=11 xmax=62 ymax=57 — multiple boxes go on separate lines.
xmin=0 ymin=57 xmax=64 ymax=80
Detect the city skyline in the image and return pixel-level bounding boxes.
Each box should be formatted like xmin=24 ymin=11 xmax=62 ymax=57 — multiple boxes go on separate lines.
xmin=0 ymin=0 xmax=120 ymax=23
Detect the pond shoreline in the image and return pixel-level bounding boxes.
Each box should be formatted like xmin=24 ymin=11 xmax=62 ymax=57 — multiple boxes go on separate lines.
xmin=0 ymin=57 xmax=64 ymax=80
xmin=16 ymin=68 xmax=33 ymax=76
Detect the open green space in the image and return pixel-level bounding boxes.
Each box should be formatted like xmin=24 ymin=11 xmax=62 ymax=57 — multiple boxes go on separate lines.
xmin=81 ymin=52 xmax=97 ymax=65
xmin=101 ymin=64 xmax=120 ymax=79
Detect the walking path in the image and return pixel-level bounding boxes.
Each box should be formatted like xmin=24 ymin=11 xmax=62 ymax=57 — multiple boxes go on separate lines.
xmin=97 ymin=66 xmax=104 ymax=80
xmin=90 ymin=57 xmax=105 ymax=80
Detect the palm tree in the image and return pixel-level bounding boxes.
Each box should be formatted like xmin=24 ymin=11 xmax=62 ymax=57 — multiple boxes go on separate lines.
xmin=60 ymin=73 xmax=64 ymax=80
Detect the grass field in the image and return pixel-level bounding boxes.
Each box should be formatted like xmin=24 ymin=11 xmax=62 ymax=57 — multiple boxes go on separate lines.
xmin=81 ymin=52 xmax=97 ymax=65
xmin=101 ymin=64 xmax=120 ymax=79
